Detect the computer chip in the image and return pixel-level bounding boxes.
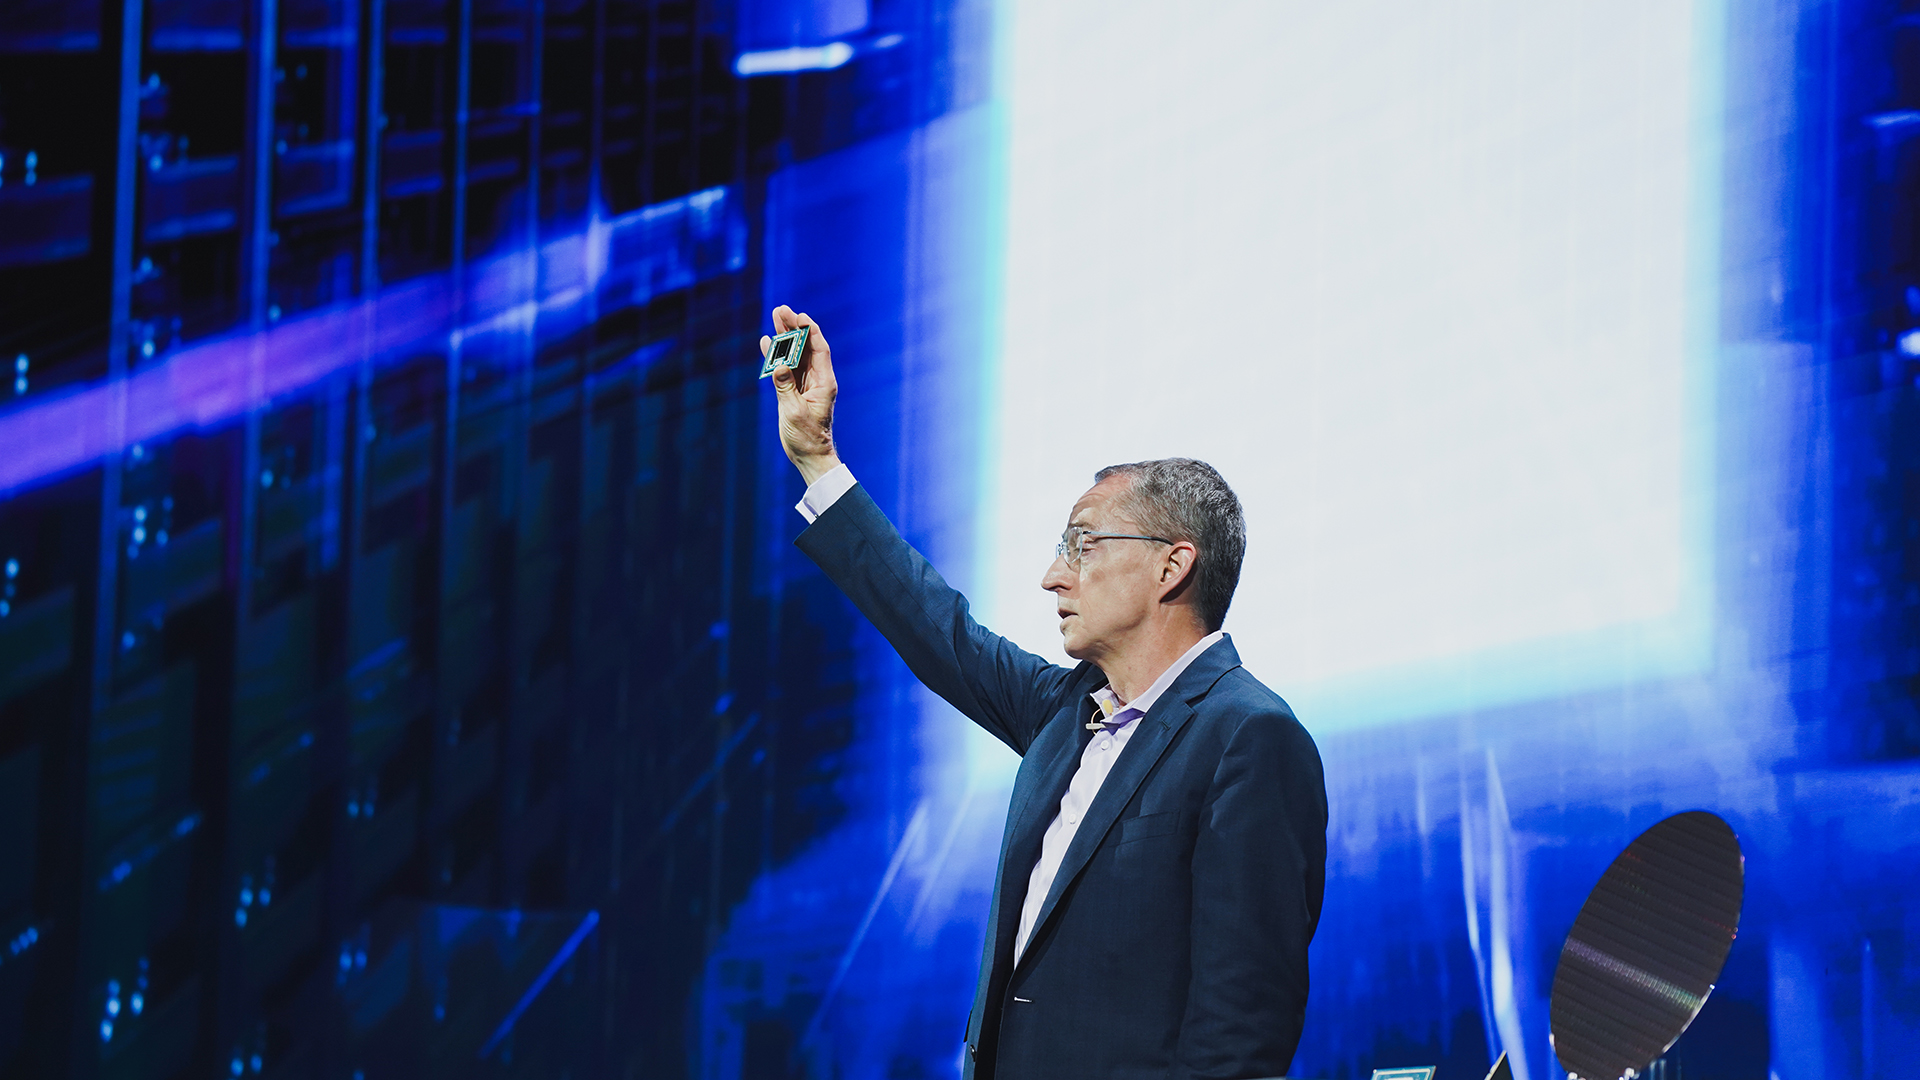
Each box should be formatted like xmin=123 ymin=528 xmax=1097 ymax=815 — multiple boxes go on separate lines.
xmin=759 ymin=326 xmax=809 ymax=379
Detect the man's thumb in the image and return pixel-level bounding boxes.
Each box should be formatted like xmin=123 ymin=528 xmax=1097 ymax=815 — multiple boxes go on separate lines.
xmin=772 ymin=365 xmax=795 ymax=391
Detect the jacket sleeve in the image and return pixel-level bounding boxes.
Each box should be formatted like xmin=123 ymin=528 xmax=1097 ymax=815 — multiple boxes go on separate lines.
xmin=794 ymin=482 xmax=1076 ymax=756
xmin=1175 ymin=698 xmax=1328 ymax=1079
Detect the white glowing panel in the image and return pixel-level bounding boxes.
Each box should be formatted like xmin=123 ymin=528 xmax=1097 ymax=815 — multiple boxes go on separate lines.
xmin=986 ymin=1 xmax=1713 ymax=728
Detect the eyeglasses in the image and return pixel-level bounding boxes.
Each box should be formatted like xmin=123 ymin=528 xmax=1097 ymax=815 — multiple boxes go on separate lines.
xmin=1054 ymin=526 xmax=1174 ymax=571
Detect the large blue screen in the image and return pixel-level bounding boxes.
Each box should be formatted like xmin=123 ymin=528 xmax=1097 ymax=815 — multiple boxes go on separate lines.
xmin=722 ymin=2 xmax=1920 ymax=1079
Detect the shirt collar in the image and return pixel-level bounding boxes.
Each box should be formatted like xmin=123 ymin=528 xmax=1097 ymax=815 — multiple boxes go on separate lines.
xmin=1088 ymin=630 xmax=1227 ymax=726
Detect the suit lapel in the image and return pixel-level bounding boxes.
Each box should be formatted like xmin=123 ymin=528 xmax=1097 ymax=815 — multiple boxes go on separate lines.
xmin=1017 ymin=638 xmax=1242 ymax=967
xmin=969 ymin=694 xmax=1097 ymax=1066
xmin=992 ymin=712 xmax=1094 ymax=957
xmin=1007 ymin=715 xmax=1093 ymax=854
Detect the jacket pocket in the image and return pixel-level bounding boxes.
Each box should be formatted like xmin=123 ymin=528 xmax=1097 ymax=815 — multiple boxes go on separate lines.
xmin=1118 ymin=810 xmax=1178 ymax=844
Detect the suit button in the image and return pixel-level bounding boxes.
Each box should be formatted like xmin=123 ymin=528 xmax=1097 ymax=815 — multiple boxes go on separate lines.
xmin=967 ymin=1043 xmax=976 ymax=1061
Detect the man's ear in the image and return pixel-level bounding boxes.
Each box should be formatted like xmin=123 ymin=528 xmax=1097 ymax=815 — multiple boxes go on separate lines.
xmin=1158 ymin=541 xmax=1198 ymax=600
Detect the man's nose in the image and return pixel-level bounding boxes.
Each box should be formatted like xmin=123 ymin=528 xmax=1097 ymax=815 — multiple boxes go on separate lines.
xmin=1041 ymin=555 xmax=1075 ymax=594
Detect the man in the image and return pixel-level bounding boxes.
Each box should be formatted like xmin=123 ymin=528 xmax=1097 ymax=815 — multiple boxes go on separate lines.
xmin=762 ymin=305 xmax=1327 ymax=1080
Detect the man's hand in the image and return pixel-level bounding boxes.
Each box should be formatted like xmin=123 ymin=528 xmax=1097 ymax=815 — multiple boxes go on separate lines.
xmin=764 ymin=305 xmax=842 ymax=485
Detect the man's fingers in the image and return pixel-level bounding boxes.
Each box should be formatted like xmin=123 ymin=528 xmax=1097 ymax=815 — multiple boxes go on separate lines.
xmin=798 ymin=313 xmax=833 ymax=382
xmin=799 ymin=314 xmax=828 ymax=353
xmin=765 ymin=305 xmax=835 ymax=395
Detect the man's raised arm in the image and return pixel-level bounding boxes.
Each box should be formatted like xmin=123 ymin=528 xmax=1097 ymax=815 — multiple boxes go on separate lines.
xmin=762 ymin=306 xmax=1077 ymax=754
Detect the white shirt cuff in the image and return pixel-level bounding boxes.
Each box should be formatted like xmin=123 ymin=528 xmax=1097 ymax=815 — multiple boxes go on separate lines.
xmin=795 ymin=464 xmax=857 ymax=523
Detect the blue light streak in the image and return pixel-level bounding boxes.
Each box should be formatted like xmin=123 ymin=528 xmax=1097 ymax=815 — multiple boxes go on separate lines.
xmin=476 ymin=910 xmax=600 ymax=1060
xmin=735 ymin=42 xmax=854 ymax=76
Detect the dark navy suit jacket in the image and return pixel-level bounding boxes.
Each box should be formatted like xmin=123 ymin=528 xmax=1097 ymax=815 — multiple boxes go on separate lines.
xmin=797 ymin=484 xmax=1328 ymax=1080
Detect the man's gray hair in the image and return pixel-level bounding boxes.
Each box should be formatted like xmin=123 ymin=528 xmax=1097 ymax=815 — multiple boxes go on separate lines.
xmin=1093 ymin=458 xmax=1246 ymax=633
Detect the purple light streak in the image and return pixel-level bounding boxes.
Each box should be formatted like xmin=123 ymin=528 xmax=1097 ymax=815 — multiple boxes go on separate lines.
xmin=0 ymin=185 xmax=744 ymax=495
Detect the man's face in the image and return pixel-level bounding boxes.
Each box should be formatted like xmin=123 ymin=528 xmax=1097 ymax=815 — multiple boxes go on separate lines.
xmin=1041 ymin=476 xmax=1168 ymax=663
